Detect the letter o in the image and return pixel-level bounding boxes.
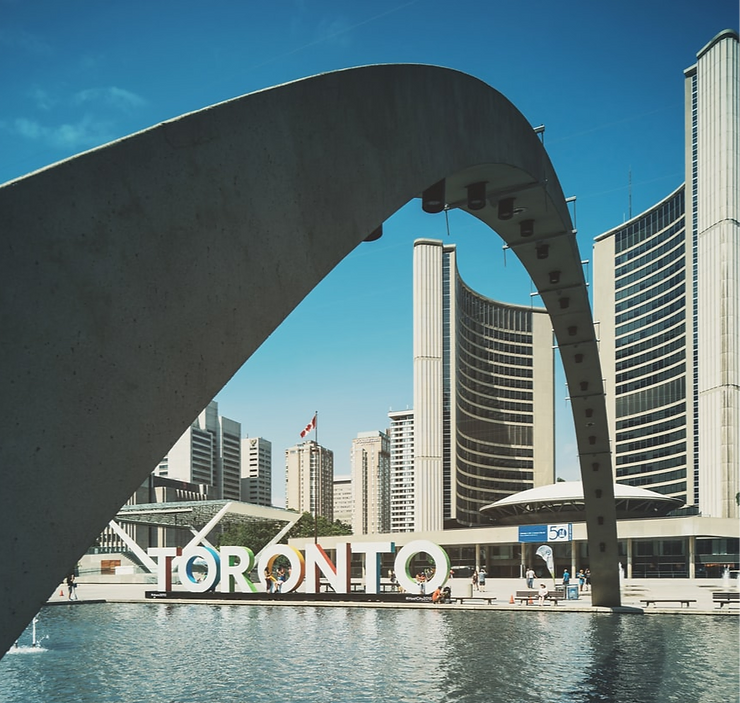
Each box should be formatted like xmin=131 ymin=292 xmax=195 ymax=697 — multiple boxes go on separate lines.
xmin=394 ymin=540 xmax=450 ymax=594
xmin=180 ymin=546 xmax=220 ymax=592
xmin=257 ymin=545 xmax=305 ymax=592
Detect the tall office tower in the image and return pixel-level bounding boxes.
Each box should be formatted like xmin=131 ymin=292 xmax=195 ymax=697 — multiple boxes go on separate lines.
xmin=333 ymin=476 xmax=353 ymax=526
xmin=155 ymin=400 xmax=241 ymax=500
xmin=240 ymin=437 xmax=272 ymax=506
xmin=350 ymin=431 xmax=391 ymax=535
xmin=413 ymin=239 xmax=555 ymax=530
xmin=388 ymin=409 xmax=415 ymax=533
xmin=285 ymin=440 xmax=334 ymax=520
xmin=593 ymin=30 xmax=739 ymax=518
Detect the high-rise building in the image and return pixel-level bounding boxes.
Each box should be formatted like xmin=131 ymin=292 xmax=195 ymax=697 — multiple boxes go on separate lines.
xmin=155 ymin=400 xmax=241 ymax=500
xmin=333 ymin=476 xmax=353 ymax=526
xmin=413 ymin=239 xmax=555 ymax=530
xmin=388 ymin=409 xmax=415 ymax=533
xmin=241 ymin=437 xmax=272 ymax=506
xmin=593 ymin=29 xmax=739 ymax=519
xmin=350 ymin=430 xmax=390 ymax=535
xmin=285 ymin=440 xmax=334 ymax=520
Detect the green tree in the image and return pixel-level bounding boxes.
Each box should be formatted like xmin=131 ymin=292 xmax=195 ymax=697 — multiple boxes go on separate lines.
xmin=286 ymin=512 xmax=353 ymax=540
xmin=216 ymin=520 xmax=285 ymax=553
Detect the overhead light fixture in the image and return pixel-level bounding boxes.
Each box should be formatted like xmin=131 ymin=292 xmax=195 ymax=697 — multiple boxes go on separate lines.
xmin=422 ymin=180 xmax=446 ymax=214
xmin=520 ymin=219 xmax=534 ymax=237
xmin=559 ymin=297 xmax=570 ymax=309
xmin=466 ymin=182 xmax=487 ymax=210
xmin=498 ymin=197 xmax=515 ymax=220
xmin=568 ymin=326 xmax=578 ymax=336
xmin=536 ymin=244 xmax=549 ymax=259
xmin=549 ymin=270 xmax=561 ymax=284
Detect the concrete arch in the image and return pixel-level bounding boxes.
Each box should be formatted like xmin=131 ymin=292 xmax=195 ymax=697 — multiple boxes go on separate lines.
xmin=0 ymin=64 xmax=620 ymax=654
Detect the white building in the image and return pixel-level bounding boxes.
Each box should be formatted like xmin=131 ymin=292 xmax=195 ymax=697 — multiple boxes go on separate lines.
xmin=285 ymin=440 xmax=334 ymax=520
xmin=593 ymin=29 xmax=739 ymax=519
xmin=388 ymin=409 xmax=415 ymax=533
xmin=333 ymin=476 xmax=353 ymax=526
xmin=241 ymin=436 xmax=272 ymax=506
xmin=413 ymin=239 xmax=555 ymax=531
xmin=350 ymin=431 xmax=390 ymax=535
xmin=155 ymin=400 xmax=241 ymax=500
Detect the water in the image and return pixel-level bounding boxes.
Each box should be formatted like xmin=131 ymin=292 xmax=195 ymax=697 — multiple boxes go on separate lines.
xmin=1 ymin=603 xmax=737 ymax=703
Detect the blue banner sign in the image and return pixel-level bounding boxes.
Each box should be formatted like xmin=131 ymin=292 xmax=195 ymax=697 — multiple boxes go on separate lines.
xmin=518 ymin=523 xmax=572 ymax=543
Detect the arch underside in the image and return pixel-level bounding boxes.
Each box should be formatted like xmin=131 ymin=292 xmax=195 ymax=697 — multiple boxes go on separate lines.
xmin=0 ymin=64 xmax=620 ymax=655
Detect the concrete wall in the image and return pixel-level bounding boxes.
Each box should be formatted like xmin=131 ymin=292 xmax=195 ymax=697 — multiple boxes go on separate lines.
xmin=0 ymin=64 xmax=619 ymax=656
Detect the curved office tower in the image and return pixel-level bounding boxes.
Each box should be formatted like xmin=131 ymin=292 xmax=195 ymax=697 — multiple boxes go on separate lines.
xmin=593 ymin=30 xmax=739 ymax=518
xmin=413 ymin=239 xmax=554 ymax=529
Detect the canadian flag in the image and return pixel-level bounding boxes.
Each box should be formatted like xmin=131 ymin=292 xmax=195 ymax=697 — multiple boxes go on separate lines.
xmin=300 ymin=414 xmax=316 ymax=438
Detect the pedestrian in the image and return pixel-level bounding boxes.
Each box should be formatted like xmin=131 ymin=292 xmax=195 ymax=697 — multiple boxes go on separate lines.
xmin=276 ymin=566 xmax=287 ymax=592
xmin=472 ymin=569 xmax=479 ymax=591
xmin=584 ymin=568 xmax=591 ymax=592
xmin=478 ymin=567 xmax=487 ymax=591
xmin=416 ymin=572 xmax=426 ymax=595
xmin=562 ymin=569 xmax=570 ymax=587
xmin=577 ymin=569 xmax=586 ymax=592
xmin=264 ymin=567 xmax=276 ymax=593
xmin=526 ymin=566 xmax=535 ymax=589
xmin=66 ymin=573 xmax=78 ymax=601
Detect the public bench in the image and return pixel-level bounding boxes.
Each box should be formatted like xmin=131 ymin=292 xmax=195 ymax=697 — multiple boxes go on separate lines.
xmin=515 ymin=589 xmax=562 ymax=605
xmin=713 ymin=592 xmax=739 ymax=608
xmin=454 ymin=596 xmax=496 ymax=605
xmin=639 ymin=598 xmax=696 ymax=608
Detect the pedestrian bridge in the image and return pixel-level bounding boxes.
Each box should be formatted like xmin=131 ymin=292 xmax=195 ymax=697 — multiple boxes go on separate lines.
xmin=0 ymin=64 xmax=620 ymax=656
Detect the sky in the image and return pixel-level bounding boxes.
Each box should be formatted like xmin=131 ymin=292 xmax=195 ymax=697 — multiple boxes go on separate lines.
xmin=2 ymin=1 xmax=737 ymax=502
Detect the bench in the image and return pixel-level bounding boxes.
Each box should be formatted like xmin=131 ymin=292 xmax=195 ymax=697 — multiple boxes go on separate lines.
xmin=640 ymin=599 xmax=696 ymax=608
xmin=515 ymin=590 xmax=562 ymax=605
xmin=713 ymin=592 xmax=740 ymax=608
xmin=454 ymin=596 xmax=496 ymax=605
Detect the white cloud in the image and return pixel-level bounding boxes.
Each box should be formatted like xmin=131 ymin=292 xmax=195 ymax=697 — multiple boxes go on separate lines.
xmin=11 ymin=115 xmax=115 ymax=151
xmin=73 ymin=87 xmax=147 ymax=111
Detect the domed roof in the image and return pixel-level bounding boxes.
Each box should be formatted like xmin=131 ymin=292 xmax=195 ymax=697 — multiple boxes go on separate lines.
xmin=480 ymin=481 xmax=684 ymax=525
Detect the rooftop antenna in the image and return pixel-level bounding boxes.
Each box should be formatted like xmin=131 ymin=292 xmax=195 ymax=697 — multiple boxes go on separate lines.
xmin=628 ymin=167 xmax=632 ymax=219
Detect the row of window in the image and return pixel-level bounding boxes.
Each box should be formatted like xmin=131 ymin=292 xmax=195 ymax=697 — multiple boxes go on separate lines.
xmin=616 ymin=361 xmax=685 ymax=395
xmin=457 ymin=433 xmax=534 ymax=457
xmin=616 ymin=428 xmax=686 ymax=454
xmin=616 ymin=228 xmax=684 ymax=279
xmin=616 ymin=297 xmax=685 ymax=338
xmin=616 ymin=320 xmax=684 ymax=360
xmin=615 ymin=453 xmax=687 ymax=476
xmin=616 ymin=413 xmax=686 ymax=442
xmin=615 ymin=190 xmax=684 ymax=253
xmin=615 ymin=242 xmax=685 ymax=293
xmin=617 ymin=309 xmax=685 ymax=348
xmin=616 ymin=282 xmax=685 ymax=327
xmin=616 ymin=349 xmax=685 ymax=384
xmin=616 ymin=439 xmax=685 ymax=465
xmin=616 ymin=335 xmax=685 ymax=373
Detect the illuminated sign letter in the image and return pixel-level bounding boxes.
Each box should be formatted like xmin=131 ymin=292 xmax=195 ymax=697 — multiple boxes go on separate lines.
xmin=180 ymin=546 xmax=220 ymax=592
xmin=352 ymin=541 xmax=395 ymax=594
xmin=257 ymin=545 xmax=305 ymax=593
xmin=147 ymin=547 xmax=178 ymax=590
xmin=219 ymin=546 xmax=257 ymax=593
xmin=394 ymin=540 xmax=450 ymax=594
xmin=304 ymin=542 xmax=351 ymax=594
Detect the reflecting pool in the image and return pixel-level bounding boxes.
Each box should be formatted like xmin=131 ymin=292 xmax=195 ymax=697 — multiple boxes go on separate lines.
xmin=1 ymin=603 xmax=737 ymax=702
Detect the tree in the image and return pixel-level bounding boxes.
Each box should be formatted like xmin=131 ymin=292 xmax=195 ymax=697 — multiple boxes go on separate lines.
xmin=286 ymin=512 xmax=353 ymax=540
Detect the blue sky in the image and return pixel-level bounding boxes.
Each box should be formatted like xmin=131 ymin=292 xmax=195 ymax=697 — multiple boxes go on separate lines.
xmin=2 ymin=1 xmax=737 ymax=501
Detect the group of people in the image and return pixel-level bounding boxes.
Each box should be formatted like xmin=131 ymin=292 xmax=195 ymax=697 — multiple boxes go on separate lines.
xmin=263 ymin=566 xmax=289 ymax=593
xmin=471 ymin=567 xmax=487 ymax=591
xmin=524 ymin=566 xmax=591 ymax=592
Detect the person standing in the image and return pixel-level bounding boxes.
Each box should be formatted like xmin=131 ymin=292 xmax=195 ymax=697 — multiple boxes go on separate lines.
xmin=562 ymin=569 xmax=570 ymax=588
xmin=577 ymin=569 xmax=586 ymax=592
xmin=478 ymin=567 xmax=487 ymax=591
xmin=471 ymin=569 xmax=479 ymax=591
xmin=66 ymin=573 xmax=78 ymax=601
xmin=526 ymin=566 xmax=535 ymax=589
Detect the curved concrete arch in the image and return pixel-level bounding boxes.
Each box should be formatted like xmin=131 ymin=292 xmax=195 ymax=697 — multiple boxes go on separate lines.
xmin=0 ymin=64 xmax=619 ymax=654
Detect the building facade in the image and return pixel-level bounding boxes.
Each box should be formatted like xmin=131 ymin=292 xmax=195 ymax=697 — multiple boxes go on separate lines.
xmin=593 ymin=30 xmax=739 ymax=519
xmin=333 ymin=476 xmax=353 ymax=526
xmin=155 ymin=400 xmax=241 ymax=501
xmin=413 ymin=239 xmax=555 ymax=531
xmin=350 ymin=431 xmax=391 ymax=535
xmin=285 ymin=440 xmax=334 ymax=520
xmin=388 ymin=409 xmax=415 ymax=533
xmin=240 ymin=437 xmax=272 ymax=506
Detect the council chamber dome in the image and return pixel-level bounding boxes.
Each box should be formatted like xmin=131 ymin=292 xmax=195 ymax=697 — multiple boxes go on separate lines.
xmin=480 ymin=481 xmax=684 ymax=525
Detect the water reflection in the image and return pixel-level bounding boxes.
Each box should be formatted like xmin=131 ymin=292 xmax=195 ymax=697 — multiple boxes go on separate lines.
xmin=0 ymin=604 xmax=736 ymax=703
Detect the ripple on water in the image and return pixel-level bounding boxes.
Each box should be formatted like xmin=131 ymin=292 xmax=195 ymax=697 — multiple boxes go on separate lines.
xmin=0 ymin=604 xmax=737 ymax=703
